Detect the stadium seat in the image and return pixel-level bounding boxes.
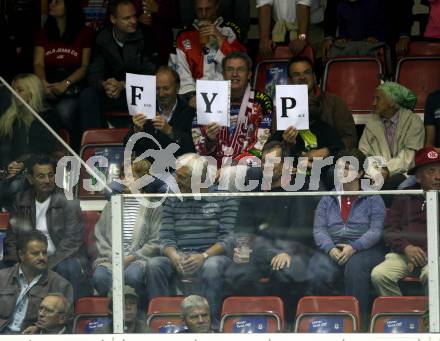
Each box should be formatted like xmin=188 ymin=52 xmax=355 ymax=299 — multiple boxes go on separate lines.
xmin=370 ymin=296 xmax=428 ymax=333
xmin=322 ymin=57 xmax=383 ymax=125
xmin=147 ymin=296 xmax=185 ymax=333
xmin=81 ymin=211 xmax=101 ymax=262
xmin=0 ymin=212 xmax=9 ymax=230
xmin=77 ymin=128 xmax=129 ymax=199
xmin=294 ymin=296 xmax=360 ymax=332
xmin=255 ymin=44 xmax=315 ymax=64
xmin=253 ymin=59 xmax=289 ymax=99
xmin=395 ymin=57 xmax=440 ymax=112
xmin=73 ymin=296 xmax=109 ymax=333
xmin=219 ymin=296 xmax=284 ymax=333
xmin=406 ymin=41 xmax=440 ymax=57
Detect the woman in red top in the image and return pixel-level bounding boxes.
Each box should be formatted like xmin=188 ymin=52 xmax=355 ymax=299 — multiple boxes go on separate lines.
xmin=33 ymin=0 xmax=94 ymax=129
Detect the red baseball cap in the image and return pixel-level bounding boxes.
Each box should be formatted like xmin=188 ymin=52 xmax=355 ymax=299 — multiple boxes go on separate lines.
xmin=408 ymin=146 xmax=440 ymax=175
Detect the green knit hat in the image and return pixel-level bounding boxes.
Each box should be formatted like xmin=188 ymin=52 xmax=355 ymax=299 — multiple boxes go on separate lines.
xmin=377 ymin=81 xmax=417 ymax=110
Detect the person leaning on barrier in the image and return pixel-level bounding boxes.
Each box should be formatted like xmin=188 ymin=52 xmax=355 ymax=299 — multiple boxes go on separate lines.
xmin=179 ymin=295 xmax=212 ymax=333
xmin=4 ymin=154 xmax=85 ymax=299
xmin=0 ymin=230 xmax=73 ymax=334
xmin=22 ymin=293 xmax=72 ymax=334
xmin=371 ymin=146 xmax=440 ymax=296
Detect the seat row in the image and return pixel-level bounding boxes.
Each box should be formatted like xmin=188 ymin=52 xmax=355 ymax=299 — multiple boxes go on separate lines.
xmin=73 ymin=295 xmax=428 ymax=333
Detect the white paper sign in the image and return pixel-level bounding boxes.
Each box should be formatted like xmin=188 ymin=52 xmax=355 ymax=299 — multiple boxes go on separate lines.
xmin=196 ymin=80 xmax=230 ymax=127
xmin=125 ymin=73 xmax=156 ymax=119
xmin=275 ymin=84 xmax=309 ymax=130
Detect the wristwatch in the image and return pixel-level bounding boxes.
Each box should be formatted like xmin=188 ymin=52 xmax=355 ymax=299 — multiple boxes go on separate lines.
xmin=202 ymin=252 xmax=209 ymax=259
xmin=65 ymin=79 xmax=72 ymax=88
xmin=298 ymin=33 xmax=308 ymax=41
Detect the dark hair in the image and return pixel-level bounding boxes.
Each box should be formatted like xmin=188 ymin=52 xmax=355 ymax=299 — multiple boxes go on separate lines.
xmin=109 ymin=0 xmax=134 ymax=16
xmin=156 ymin=66 xmax=181 ymax=88
xmin=262 ymin=140 xmax=290 ymax=159
xmin=222 ymin=51 xmax=253 ymax=71
xmin=17 ymin=230 xmax=48 ymax=255
xmin=336 ymin=148 xmax=367 ymax=170
xmin=44 ymin=0 xmax=85 ymax=43
xmin=26 ymin=154 xmax=57 ymax=175
xmin=287 ymin=55 xmax=315 ymax=76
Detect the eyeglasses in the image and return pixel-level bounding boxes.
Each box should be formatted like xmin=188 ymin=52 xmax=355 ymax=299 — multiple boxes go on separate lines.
xmin=224 ymin=66 xmax=248 ymax=74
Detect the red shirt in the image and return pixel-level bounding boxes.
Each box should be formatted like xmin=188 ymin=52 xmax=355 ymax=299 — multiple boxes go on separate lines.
xmin=341 ymin=195 xmax=358 ymax=222
xmin=35 ymin=26 xmax=94 ymax=70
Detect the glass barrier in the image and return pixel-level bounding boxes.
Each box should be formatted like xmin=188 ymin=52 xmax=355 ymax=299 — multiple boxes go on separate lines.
xmin=0 ymin=76 xmax=438 ymax=339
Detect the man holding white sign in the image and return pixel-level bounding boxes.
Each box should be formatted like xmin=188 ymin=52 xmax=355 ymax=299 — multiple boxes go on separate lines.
xmin=192 ymin=51 xmax=273 ymax=166
xmin=124 ymin=66 xmax=195 ymax=159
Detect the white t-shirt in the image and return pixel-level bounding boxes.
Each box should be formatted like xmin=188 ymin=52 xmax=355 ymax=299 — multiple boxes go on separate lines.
xmin=35 ymin=198 xmax=56 ymax=256
xmin=256 ymin=0 xmax=325 ymax=25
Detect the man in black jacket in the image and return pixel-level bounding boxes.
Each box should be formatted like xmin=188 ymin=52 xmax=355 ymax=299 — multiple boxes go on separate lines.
xmin=124 ymin=66 xmax=195 ymax=160
xmin=79 ymin=0 xmax=156 ymax=131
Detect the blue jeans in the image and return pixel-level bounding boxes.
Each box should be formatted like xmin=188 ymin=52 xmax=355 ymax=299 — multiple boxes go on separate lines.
xmin=147 ymin=255 xmax=231 ymax=328
xmin=307 ymin=245 xmax=385 ymax=323
xmin=53 ymin=257 xmax=83 ymax=299
xmin=93 ymin=263 xmax=146 ymax=299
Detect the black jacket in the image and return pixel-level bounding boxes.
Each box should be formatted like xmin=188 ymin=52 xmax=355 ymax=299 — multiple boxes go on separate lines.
xmin=87 ymin=26 xmax=156 ymax=90
xmin=124 ymin=98 xmax=196 ymax=158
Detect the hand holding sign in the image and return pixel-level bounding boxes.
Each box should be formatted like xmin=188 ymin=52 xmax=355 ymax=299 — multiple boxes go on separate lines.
xmin=276 ymin=85 xmax=309 ymax=131
xmin=196 ymin=80 xmax=230 ymax=127
xmin=126 ymin=73 xmax=156 ymax=119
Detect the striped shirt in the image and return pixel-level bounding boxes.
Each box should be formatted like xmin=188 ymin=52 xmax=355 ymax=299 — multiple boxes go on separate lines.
xmin=160 ymin=196 xmax=237 ymax=254
xmin=382 ymin=112 xmax=399 ymax=155
xmin=122 ymin=197 xmax=141 ymax=255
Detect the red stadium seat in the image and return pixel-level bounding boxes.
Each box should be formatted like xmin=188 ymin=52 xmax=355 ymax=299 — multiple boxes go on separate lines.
xmin=81 ymin=211 xmax=100 ymax=261
xmin=294 ymin=296 xmax=360 ymax=332
xmin=322 ymin=57 xmax=383 ymax=125
xmin=370 ymin=296 xmax=428 ymax=333
xmin=73 ymin=296 xmax=109 ymax=333
xmin=220 ymin=296 xmax=284 ymax=333
xmin=0 ymin=212 xmax=9 ymax=230
xmin=406 ymin=41 xmax=440 ymax=57
xmin=256 ymin=44 xmax=315 ymax=64
xmin=395 ymin=57 xmax=440 ymax=112
xmin=77 ymin=128 xmax=129 ymax=199
xmin=147 ymin=296 xmax=185 ymax=333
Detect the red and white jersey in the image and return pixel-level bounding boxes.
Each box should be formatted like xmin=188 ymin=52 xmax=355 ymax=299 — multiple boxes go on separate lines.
xmin=174 ymin=17 xmax=246 ymax=95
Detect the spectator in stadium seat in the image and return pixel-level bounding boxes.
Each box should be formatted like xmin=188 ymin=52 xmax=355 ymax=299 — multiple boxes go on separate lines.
xmin=287 ymin=56 xmax=357 ymax=149
xmin=270 ymin=89 xmax=344 ymax=191
xmin=425 ymin=0 xmax=440 ymax=39
xmin=33 ymin=0 xmax=94 ymax=129
xmin=0 ymin=230 xmax=73 ymax=334
xmin=124 ymin=66 xmax=195 ymax=159
xmin=371 ymin=146 xmax=440 ymax=296
xmin=173 ymin=0 xmax=246 ymax=107
xmin=79 ymin=0 xmax=156 ymax=131
xmin=257 ymin=0 xmax=325 ymax=58
xmin=359 ymin=82 xmax=424 ymax=192
xmin=323 ymin=0 xmax=414 ymax=59
xmin=22 ymin=293 xmax=72 ymax=334
xmin=0 ymin=74 xmax=61 ymax=212
xmin=147 ymin=153 xmax=237 ymax=329
xmin=91 ymin=285 xmax=149 ymax=333
xmin=307 ymin=148 xmax=386 ymax=327
xmin=179 ymin=295 xmax=213 ymax=333
xmin=424 ymin=88 xmax=440 ymax=151
xmin=135 ymin=0 xmax=179 ymax=65
xmin=93 ymin=160 xmax=161 ymax=301
xmin=4 ymin=154 xmax=85 ymax=299
xmin=224 ymin=141 xmax=312 ymax=296
xmin=192 ymin=51 xmax=273 ymax=166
